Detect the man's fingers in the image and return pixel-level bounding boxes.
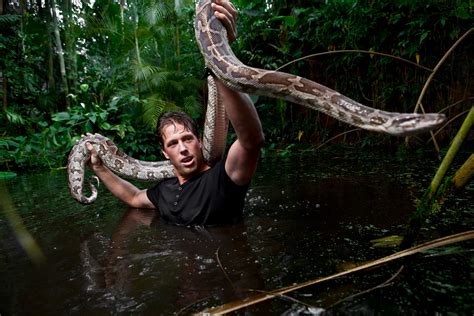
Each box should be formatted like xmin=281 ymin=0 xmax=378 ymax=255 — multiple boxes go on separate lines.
xmin=85 ymin=142 xmax=102 ymax=167
xmin=86 ymin=142 xmax=98 ymax=156
xmin=215 ymin=11 xmax=237 ymax=42
xmin=212 ymin=0 xmax=238 ymax=42
xmin=215 ymin=0 xmax=238 ymax=17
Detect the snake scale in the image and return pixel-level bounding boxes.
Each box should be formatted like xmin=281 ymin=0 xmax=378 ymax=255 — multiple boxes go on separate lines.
xmin=68 ymin=0 xmax=446 ymax=204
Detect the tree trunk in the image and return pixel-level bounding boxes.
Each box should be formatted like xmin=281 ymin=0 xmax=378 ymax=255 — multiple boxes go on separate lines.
xmin=2 ymin=76 xmax=7 ymax=111
xmin=1 ymin=0 xmax=6 ymax=111
xmin=50 ymin=0 xmax=69 ymax=109
xmin=47 ymin=28 xmax=56 ymax=94
xmin=38 ymin=0 xmax=57 ymax=109
xmin=120 ymin=0 xmax=125 ymax=24
xmin=63 ymin=0 xmax=77 ymax=93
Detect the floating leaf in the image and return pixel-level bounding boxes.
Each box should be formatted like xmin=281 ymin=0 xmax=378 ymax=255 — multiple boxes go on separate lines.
xmin=370 ymin=235 xmax=404 ymax=248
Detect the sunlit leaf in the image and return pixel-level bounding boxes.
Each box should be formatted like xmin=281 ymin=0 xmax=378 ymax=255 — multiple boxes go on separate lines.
xmin=0 ymin=171 xmax=17 ymax=179
xmin=370 ymin=235 xmax=404 ymax=248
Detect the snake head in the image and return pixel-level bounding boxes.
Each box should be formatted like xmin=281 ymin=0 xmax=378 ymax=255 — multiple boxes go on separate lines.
xmin=388 ymin=113 xmax=446 ymax=136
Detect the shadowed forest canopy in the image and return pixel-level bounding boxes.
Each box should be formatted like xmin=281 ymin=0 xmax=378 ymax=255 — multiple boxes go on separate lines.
xmin=0 ymin=0 xmax=472 ymax=169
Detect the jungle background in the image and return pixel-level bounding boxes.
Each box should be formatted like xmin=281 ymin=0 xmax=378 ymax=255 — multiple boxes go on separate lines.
xmin=0 ymin=0 xmax=473 ymax=171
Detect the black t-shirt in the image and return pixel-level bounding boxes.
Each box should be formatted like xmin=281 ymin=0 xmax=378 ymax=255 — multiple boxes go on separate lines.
xmin=146 ymin=159 xmax=248 ymax=226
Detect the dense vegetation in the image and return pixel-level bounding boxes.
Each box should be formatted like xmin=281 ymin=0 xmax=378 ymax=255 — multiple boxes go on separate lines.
xmin=1 ymin=0 xmax=472 ymax=170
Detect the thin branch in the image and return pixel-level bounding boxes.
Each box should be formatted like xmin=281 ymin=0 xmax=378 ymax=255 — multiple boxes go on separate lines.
xmin=413 ymin=28 xmax=474 ymax=114
xmin=246 ymin=288 xmax=317 ymax=309
xmin=407 ymin=28 xmax=474 ymax=152
xmin=427 ymin=109 xmax=471 ymax=141
xmin=215 ymin=246 xmax=237 ymax=290
xmin=313 ymin=128 xmax=361 ymax=151
xmin=438 ymin=97 xmax=474 ymax=114
xmin=328 ymin=266 xmax=404 ymax=309
xmin=275 ymin=50 xmax=433 ymax=72
xmin=174 ymin=295 xmax=213 ymax=315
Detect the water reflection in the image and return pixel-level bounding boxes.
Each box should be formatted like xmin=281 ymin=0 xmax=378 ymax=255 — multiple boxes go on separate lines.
xmin=78 ymin=209 xmax=265 ymax=314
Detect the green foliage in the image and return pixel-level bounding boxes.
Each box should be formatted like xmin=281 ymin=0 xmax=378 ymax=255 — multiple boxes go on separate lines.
xmin=235 ymin=0 xmax=473 ymax=148
xmin=1 ymin=0 xmax=202 ymax=170
xmin=1 ymin=0 xmax=472 ymax=170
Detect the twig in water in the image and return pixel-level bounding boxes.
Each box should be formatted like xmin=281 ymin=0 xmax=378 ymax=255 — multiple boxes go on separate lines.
xmin=246 ymin=288 xmax=318 ymax=309
xmin=175 ymin=295 xmax=213 ymax=316
xmin=328 ymin=266 xmax=404 ymax=309
xmin=215 ymin=246 xmax=237 ymax=291
xmin=198 ymin=230 xmax=474 ymax=315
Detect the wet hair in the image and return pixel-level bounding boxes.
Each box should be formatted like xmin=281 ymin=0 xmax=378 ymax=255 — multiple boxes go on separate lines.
xmin=156 ymin=111 xmax=199 ymax=147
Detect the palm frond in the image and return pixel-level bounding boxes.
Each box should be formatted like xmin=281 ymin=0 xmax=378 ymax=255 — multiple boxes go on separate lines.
xmin=141 ymin=95 xmax=180 ymax=128
xmin=0 ymin=14 xmax=20 ymax=25
xmin=144 ymin=1 xmax=174 ymax=26
xmin=149 ymin=70 xmax=172 ymax=88
xmin=182 ymin=95 xmax=203 ymax=120
xmin=131 ymin=62 xmax=161 ymax=82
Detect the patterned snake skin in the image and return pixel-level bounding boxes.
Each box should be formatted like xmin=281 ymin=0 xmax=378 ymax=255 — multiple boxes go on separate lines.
xmin=68 ymin=0 xmax=446 ymax=204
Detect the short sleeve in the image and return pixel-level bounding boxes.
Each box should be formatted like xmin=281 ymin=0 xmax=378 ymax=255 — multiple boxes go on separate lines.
xmin=146 ymin=183 xmax=160 ymax=209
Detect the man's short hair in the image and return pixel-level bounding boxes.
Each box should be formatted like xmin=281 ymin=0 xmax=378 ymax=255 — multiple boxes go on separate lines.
xmin=157 ymin=111 xmax=199 ymax=147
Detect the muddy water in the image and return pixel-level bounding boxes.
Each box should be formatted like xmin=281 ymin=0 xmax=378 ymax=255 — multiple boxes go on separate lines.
xmin=0 ymin=149 xmax=472 ymax=314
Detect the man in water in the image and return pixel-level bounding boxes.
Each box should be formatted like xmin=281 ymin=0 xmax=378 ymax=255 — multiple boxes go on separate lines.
xmin=87 ymin=0 xmax=264 ymax=226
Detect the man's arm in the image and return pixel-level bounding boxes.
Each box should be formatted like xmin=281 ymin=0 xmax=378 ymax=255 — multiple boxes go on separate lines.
xmin=217 ymin=81 xmax=264 ymax=186
xmin=212 ymin=0 xmax=265 ymax=186
xmin=86 ymin=142 xmax=155 ymax=209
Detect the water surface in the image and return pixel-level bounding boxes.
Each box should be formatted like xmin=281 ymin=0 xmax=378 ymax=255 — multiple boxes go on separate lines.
xmin=1 ymin=149 xmax=472 ymax=314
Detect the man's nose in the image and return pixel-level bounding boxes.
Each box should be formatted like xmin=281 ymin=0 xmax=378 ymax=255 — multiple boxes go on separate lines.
xmin=178 ymin=141 xmax=188 ymax=153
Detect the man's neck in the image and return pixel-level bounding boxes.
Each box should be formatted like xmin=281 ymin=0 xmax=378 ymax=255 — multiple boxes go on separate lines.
xmin=177 ymin=164 xmax=211 ymax=185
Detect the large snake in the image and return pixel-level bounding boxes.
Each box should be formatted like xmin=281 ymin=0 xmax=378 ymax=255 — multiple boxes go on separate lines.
xmin=68 ymin=0 xmax=446 ymax=204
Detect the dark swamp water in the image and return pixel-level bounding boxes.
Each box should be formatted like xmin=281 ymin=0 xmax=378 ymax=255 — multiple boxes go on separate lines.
xmin=1 ymin=148 xmax=472 ymax=315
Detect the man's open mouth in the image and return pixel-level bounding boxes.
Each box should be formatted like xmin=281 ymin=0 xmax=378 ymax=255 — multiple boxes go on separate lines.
xmin=181 ymin=156 xmax=194 ymax=166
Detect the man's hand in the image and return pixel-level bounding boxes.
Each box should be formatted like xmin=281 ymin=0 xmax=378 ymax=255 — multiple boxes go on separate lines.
xmin=212 ymin=0 xmax=238 ymax=43
xmin=82 ymin=133 xmax=154 ymax=208
xmin=85 ymin=134 xmax=104 ymax=172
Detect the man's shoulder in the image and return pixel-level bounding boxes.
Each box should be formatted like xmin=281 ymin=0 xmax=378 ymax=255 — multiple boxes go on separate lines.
xmin=147 ymin=177 xmax=177 ymax=193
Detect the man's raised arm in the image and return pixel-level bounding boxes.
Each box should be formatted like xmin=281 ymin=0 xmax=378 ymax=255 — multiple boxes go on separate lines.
xmin=212 ymin=0 xmax=265 ymax=186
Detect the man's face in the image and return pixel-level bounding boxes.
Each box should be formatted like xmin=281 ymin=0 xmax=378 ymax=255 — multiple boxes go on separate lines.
xmin=161 ymin=122 xmax=206 ymax=181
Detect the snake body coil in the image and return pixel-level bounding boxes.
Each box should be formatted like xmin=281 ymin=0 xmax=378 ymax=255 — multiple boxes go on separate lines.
xmin=68 ymin=0 xmax=446 ymax=204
